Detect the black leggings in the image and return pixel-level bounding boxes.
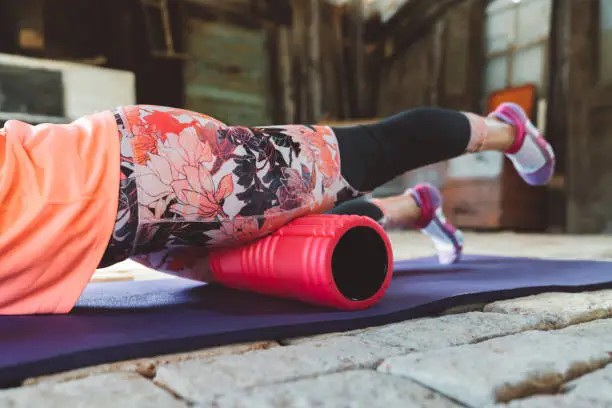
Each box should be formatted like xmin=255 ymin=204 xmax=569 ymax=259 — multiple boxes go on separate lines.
xmin=329 ymin=197 xmax=385 ymax=221
xmin=332 ymin=107 xmax=471 ymax=192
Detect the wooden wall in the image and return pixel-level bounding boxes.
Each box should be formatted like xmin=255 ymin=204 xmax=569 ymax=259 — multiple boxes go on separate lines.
xmin=551 ymin=0 xmax=612 ymax=234
xmin=183 ymin=18 xmax=272 ymax=125
xmin=180 ymin=0 xmax=375 ymax=125
xmin=376 ymin=0 xmax=485 ymax=114
xmin=179 ymin=0 xmax=288 ymax=125
xmin=271 ymin=0 xmax=381 ymax=124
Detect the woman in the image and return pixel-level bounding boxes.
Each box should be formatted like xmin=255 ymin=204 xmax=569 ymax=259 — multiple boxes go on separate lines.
xmin=0 ymin=103 xmax=554 ymax=314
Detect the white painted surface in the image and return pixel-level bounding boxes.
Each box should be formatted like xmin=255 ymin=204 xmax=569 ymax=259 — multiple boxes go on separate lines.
xmin=537 ymin=98 xmax=547 ymax=131
xmin=484 ymin=55 xmax=508 ymax=94
xmin=447 ymin=151 xmax=504 ymax=179
xmin=0 ymin=53 xmax=136 ymax=120
xmin=511 ymin=45 xmax=544 ymax=88
xmin=485 ymin=4 xmax=515 ymax=54
xmin=515 ymin=0 xmax=552 ymax=47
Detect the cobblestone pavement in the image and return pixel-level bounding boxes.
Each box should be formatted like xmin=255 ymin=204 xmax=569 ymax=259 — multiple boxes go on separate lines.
xmin=4 ymin=232 xmax=612 ymax=407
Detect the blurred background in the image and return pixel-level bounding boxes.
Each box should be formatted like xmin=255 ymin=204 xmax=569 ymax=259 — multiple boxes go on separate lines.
xmin=0 ymin=0 xmax=610 ymax=234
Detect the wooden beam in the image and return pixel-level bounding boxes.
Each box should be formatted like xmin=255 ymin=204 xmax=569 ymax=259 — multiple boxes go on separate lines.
xmin=564 ymin=0 xmax=602 ymax=233
xmin=308 ymin=0 xmax=322 ymax=120
xmin=290 ymin=0 xmax=309 ymax=122
xmin=348 ymin=0 xmax=366 ymax=116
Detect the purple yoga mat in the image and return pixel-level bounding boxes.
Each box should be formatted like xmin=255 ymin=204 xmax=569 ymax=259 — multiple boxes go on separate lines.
xmin=0 ymin=255 xmax=611 ymax=386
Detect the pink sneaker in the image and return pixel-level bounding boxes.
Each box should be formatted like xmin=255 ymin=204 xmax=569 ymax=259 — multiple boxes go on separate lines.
xmin=407 ymin=184 xmax=464 ymax=265
xmin=489 ymin=102 xmax=555 ymax=186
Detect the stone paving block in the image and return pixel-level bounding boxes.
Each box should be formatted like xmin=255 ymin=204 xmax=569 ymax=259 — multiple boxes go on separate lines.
xmin=282 ymin=328 xmax=368 ymax=345
xmin=354 ymin=312 xmax=545 ymax=352
xmin=562 ymin=363 xmax=612 ymax=403
xmin=24 ymin=341 xmax=278 ymax=386
xmin=197 ymin=370 xmax=461 ymax=408
xmin=554 ymin=318 xmax=612 ymax=344
xmin=284 ymin=312 xmax=541 ymax=351
xmin=496 ymin=395 xmax=603 ymax=407
xmin=0 ymin=373 xmax=186 ymax=407
xmin=378 ymin=331 xmax=612 ymax=408
xmin=484 ymin=291 xmax=612 ymax=328
xmin=499 ymin=364 xmax=612 ymax=407
xmin=155 ymin=336 xmax=406 ymax=403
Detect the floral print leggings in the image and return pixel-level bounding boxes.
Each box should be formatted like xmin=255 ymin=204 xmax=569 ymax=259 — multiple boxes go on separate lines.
xmin=99 ymin=106 xmax=360 ymax=281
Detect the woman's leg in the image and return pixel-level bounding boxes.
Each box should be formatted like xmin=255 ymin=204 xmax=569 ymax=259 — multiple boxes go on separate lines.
xmin=332 ymin=103 xmax=554 ymax=192
xmin=330 ymin=184 xmax=463 ymax=264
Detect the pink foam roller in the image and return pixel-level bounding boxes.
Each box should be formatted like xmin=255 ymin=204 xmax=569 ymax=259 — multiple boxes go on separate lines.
xmin=208 ymin=214 xmax=393 ymax=310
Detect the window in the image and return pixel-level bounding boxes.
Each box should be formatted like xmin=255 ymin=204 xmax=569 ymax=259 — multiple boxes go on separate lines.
xmin=484 ymin=0 xmax=551 ymax=95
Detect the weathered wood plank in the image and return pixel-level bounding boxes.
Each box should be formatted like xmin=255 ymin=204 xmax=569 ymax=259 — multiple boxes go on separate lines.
xmin=564 ymin=0 xmax=608 ymax=233
xmin=183 ymin=18 xmax=271 ymax=126
xmin=308 ymin=0 xmax=322 ymax=121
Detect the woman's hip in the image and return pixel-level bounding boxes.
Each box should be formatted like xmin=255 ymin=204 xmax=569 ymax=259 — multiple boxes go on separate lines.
xmin=100 ymin=105 xmax=360 ymax=267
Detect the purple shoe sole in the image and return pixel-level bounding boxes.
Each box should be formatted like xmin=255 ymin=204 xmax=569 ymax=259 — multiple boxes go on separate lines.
xmin=521 ymin=157 xmax=556 ymax=186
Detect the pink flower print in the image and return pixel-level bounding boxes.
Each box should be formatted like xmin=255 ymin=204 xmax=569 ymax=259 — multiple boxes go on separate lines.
xmin=225 ymin=127 xmax=266 ymax=151
xmin=286 ymin=126 xmax=339 ymax=181
xmin=259 ymin=205 xmax=308 ymax=236
xmin=136 ymin=128 xmax=215 ymax=209
xmin=136 ymin=153 xmax=175 ymax=207
xmin=171 ymin=164 xmax=234 ymax=220
xmin=157 ymin=128 xmax=213 ymax=179
xmin=287 ymin=128 xmax=316 ymax=163
xmin=131 ymin=131 xmax=159 ymax=165
xmin=207 ymin=217 xmax=261 ymax=246
xmin=277 ymin=164 xmax=316 ymax=211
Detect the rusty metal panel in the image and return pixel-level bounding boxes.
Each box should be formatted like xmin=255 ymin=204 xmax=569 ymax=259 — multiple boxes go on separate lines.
xmin=183 ymin=18 xmax=271 ymax=126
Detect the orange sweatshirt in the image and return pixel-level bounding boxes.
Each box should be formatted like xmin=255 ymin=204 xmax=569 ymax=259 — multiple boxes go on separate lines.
xmin=0 ymin=111 xmax=120 ymax=314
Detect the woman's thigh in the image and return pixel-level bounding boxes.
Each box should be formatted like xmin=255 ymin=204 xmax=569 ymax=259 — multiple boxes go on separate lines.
xmin=112 ymin=105 xmax=359 ymax=260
